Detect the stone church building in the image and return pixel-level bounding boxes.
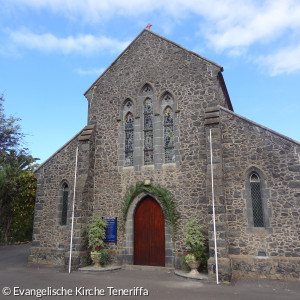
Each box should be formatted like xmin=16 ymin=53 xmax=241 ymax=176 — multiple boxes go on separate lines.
xmin=29 ymin=29 xmax=300 ymax=281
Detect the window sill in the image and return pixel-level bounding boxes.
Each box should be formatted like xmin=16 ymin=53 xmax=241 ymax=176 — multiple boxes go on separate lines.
xmin=246 ymin=227 xmax=273 ymax=235
xmin=141 ymin=165 xmax=155 ymax=170
xmin=162 ymin=163 xmax=177 ymax=169
xmin=122 ymin=166 xmax=134 ymax=172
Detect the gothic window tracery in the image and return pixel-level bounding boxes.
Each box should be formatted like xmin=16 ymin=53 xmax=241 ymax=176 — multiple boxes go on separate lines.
xmin=144 ymin=97 xmax=153 ymax=164
xmin=164 ymin=106 xmax=175 ymax=163
xmin=125 ymin=112 xmax=134 ymax=166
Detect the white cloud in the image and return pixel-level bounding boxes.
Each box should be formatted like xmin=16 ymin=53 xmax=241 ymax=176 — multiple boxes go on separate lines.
xmin=256 ymin=44 xmax=300 ymax=76
xmin=6 ymin=0 xmax=161 ymax=22
xmin=8 ymin=1 xmax=300 ymax=47
xmin=4 ymin=0 xmax=300 ymax=75
xmin=204 ymin=0 xmax=300 ymax=51
xmin=9 ymin=29 xmax=130 ymax=55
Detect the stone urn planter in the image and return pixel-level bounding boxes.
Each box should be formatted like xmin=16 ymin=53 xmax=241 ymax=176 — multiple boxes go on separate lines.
xmin=185 ymin=253 xmax=201 ymax=276
xmin=187 ymin=259 xmax=200 ymax=276
xmin=183 ymin=219 xmax=209 ymax=277
xmin=90 ymin=248 xmax=109 ymax=268
xmin=91 ymin=251 xmax=102 ymax=268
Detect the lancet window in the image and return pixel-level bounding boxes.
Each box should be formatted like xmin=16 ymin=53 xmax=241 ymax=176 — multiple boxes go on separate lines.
xmin=250 ymin=173 xmax=264 ymax=227
xmin=61 ymin=182 xmax=69 ymax=225
xmin=164 ymin=106 xmax=175 ymax=163
xmin=125 ymin=112 xmax=134 ymax=166
xmin=144 ymin=98 xmax=153 ymax=164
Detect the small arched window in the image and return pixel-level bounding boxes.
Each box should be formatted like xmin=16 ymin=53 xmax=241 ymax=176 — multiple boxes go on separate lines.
xmin=250 ymin=173 xmax=264 ymax=227
xmin=125 ymin=112 xmax=134 ymax=166
xmin=61 ymin=182 xmax=69 ymax=225
xmin=164 ymin=106 xmax=175 ymax=163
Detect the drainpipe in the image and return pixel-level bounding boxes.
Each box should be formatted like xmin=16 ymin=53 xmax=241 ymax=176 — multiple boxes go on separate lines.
xmin=69 ymin=146 xmax=79 ymax=273
xmin=210 ymin=129 xmax=219 ymax=284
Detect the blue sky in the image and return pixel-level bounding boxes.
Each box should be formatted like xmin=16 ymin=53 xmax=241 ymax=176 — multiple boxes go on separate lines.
xmin=1 ymin=0 xmax=300 ymax=163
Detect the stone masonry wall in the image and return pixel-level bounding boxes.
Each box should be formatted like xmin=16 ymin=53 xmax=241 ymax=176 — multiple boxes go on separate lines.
xmin=29 ymin=30 xmax=300 ymax=281
xmin=29 ymin=126 xmax=96 ymax=269
xmin=29 ymin=135 xmax=79 ymax=266
xmin=84 ymin=30 xmax=230 ymax=264
xmin=220 ymin=107 xmax=300 ymax=280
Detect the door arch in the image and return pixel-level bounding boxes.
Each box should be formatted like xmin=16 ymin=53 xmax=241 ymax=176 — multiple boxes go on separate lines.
xmin=134 ymin=197 xmax=165 ymax=266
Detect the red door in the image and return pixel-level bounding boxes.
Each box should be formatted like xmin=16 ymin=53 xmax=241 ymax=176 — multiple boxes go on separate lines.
xmin=134 ymin=197 xmax=165 ymax=266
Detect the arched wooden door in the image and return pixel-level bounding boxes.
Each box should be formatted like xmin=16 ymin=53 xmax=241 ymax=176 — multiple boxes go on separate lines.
xmin=134 ymin=197 xmax=165 ymax=266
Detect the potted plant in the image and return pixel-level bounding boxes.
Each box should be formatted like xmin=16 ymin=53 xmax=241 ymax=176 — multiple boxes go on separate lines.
xmin=183 ymin=219 xmax=208 ymax=276
xmin=87 ymin=216 xmax=108 ymax=267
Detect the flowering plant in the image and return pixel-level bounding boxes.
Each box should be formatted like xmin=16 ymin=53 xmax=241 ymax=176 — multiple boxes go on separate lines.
xmin=87 ymin=216 xmax=107 ymax=250
xmin=182 ymin=219 xmax=208 ymax=269
xmin=91 ymin=246 xmax=102 ymax=252
xmin=185 ymin=253 xmax=197 ymax=264
xmin=87 ymin=216 xmax=109 ymax=266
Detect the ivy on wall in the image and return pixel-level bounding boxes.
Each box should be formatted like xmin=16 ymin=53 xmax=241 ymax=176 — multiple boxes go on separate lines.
xmin=121 ymin=181 xmax=180 ymax=242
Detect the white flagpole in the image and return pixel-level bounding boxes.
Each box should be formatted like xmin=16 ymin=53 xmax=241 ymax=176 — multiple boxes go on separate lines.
xmin=69 ymin=146 xmax=79 ymax=273
xmin=210 ymin=129 xmax=219 ymax=284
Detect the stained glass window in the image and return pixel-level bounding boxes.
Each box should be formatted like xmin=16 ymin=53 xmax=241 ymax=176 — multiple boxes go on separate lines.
xmin=144 ymin=98 xmax=153 ymax=164
xmin=250 ymin=173 xmax=264 ymax=227
xmin=125 ymin=112 xmax=134 ymax=166
xmin=164 ymin=106 xmax=175 ymax=163
xmin=61 ymin=183 xmax=68 ymax=225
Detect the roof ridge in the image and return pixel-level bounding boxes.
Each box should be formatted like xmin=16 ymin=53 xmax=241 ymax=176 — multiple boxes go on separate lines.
xmin=145 ymin=29 xmax=223 ymax=70
xmin=84 ymin=29 xmax=223 ymax=97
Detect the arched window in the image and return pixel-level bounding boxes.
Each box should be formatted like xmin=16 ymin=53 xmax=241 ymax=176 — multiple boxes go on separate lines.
xmin=125 ymin=112 xmax=134 ymax=166
xmin=144 ymin=97 xmax=153 ymax=164
xmin=61 ymin=182 xmax=69 ymax=225
xmin=164 ymin=106 xmax=175 ymax=163
xmin=250 ymin=173 xmax=264 ymax=227
xmin=141 ymin=84 xmax=154 ymax=165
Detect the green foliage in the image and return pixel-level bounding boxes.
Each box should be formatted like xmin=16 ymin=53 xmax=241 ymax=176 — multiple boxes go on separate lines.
xmin=121 ymin=181 xmax=180 ymax=242
xmin=184 ymin=219 xmax=207 ymax=250
xmin=99 ymin=248 xmax=109 ymax=266
xmin=185 ymin=253 xmax=198 ymax=264
xmin=190 ymin=244 xmax=208 ymax=267
xmin=0 ymin=150 xmax=37 ymax=243
xmin=183 ymin=219 xmax=208 ymax=268
xmin=87 ymin=216 xmax=107 ymax=250
xmin=0 ymin=95 xmax=24 ymax=154
xmin=0 ymin=95 xmax=39 ymax=244
xmin=90 ymin=248 xmax=109 ymax=266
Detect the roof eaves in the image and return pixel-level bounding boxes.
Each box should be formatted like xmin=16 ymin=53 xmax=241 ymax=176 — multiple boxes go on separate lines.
xmin=146 ymin=30 xmax=224 ymax=70
xmin=84 ymin=29 xmax=148 ymax=97
xmin=219 ymin=106 xmax=300 ymax=146
xmin=34 ymin=129 xmax=83 ymax=173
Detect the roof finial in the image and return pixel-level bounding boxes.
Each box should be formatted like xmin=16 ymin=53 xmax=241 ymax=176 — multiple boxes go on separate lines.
xmin=146 ymin=23 xmax=152 ymax=30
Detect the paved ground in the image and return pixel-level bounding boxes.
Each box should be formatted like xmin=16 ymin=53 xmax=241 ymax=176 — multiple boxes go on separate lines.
xmin=0 ymin=244 xmax=299 ymax=299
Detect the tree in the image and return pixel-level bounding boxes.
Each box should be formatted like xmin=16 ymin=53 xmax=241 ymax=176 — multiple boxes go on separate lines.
xmin=0 ymin=95 xmax=24 ymax=155
xmin=0 ymin=95 xmax=38 ymax=243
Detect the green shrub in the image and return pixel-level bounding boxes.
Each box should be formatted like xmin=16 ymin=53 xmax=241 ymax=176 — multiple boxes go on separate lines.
xmin=183 ymin=219 xmax=206 ymax=250
xmin=183 ymin=219 xmax=208 ymax=269
xmin=87 ymin=216 xmax=107 ymax=251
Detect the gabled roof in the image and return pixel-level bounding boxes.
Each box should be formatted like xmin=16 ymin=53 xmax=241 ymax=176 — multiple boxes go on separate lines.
xmin=220 ymin=106 xmax=300 ymax=145
xmin=84 ymin=29 xmax=225 ymax=97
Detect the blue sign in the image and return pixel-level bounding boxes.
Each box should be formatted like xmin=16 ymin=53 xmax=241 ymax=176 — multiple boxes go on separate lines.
xmin=104 ymin=218 xmax=117 ymax=242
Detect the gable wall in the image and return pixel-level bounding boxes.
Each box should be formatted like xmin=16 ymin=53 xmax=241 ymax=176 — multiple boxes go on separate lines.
xmin=85 ymin=30 xmax=227 ymax=257
xmin=29 ymin=136 xmax=78 ymax=265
